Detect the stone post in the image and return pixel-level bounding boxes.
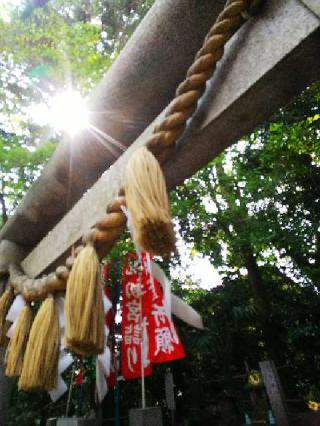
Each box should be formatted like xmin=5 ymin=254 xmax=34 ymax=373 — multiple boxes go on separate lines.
xmin=0 ymin=240 xmax=26 ymax=426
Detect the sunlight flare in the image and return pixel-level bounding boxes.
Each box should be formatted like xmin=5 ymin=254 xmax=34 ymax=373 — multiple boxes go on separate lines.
xmin=50 ymin=91 xmax=89 ymax=136
xmin=27 ymin=90 xmax=89 ymax=136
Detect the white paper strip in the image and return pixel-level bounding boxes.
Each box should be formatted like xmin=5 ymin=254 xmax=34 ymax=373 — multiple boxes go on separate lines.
xmin=150 ymin=261 xmax=171 ymax=318
xmin=49 ymin=375 xmax=68 ymax=402
xmin=56 ymin=296 xmax=65 ymax=329
xmin=95 ymin=285 xmax=112 ymax=403
xmin=58 ymin=350 xmax=73 ymax=375
xmin=105 ymin=325 xmax=110 ymax=340
xmin=60 ymin=330 xmax=65 ymax=349
xmin=102 ymin=293 xmax=112 ymax=314
xmin=96 ymin=346 xmax=111 ymax=403
xmin=171 ymin=294 xmax=204 ymax=330
xmin=49 ymin=296 xmax=72 ymax=402
xmin=6 ymin=321 xmax=17 ymax=338
xmin=96 ymin=360 xmax=108 ymax=403
xmin=150 ymin=261 xmax=204 ymax=330
xmin=97 ymin=346 xmax=111 ymax=377
xmin=6 ymin=295 xmax=25 ymax=323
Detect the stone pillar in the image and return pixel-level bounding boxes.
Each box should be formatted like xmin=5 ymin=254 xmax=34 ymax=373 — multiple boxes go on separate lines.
xmin=0 ymin=342 xmax=14 ymax=426
xmin=0 ymin=240 xmax=27 ymax=426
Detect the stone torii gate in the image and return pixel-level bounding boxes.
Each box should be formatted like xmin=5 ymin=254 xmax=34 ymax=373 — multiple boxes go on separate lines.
xmin=0 ymin=0 xmax=319 ymax=424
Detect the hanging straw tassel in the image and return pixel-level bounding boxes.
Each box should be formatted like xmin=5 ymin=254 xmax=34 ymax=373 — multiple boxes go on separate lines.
xmin=64 ymin=244 xmax=105 ymax=356
xmin=5 ymin=304 xmax=33 ymax=377
xmin=0 ymin=286 xmax=14 ymax=347
xmin=18 ymin=295 xmax=60 ymax=391
xmin=124 ymin=146 xmax=176 ymax=255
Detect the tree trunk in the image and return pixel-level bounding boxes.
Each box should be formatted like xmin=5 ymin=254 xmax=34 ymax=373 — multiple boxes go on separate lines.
xmin=242 ymin=246 xmax=277 ymax=361
xmin=242 ymin=249 xmax=266 ymax=306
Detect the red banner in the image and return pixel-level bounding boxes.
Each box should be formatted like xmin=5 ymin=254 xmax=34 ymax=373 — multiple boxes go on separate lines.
xmin=121 ymin=253 xmax=152 ymax=379
xmin=121 ymin=253 xmax=185 ymax=380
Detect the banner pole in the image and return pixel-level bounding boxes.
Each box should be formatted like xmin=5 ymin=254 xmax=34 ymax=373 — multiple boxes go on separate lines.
xmin=139 ymin=270 xmax=146 ymax=409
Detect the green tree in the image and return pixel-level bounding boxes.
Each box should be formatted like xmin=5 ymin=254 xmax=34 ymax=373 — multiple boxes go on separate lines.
xmin=0 ymin=130 xmax=55 ymax=226
xmin=171 ymin=82 xmax=320 ymax=405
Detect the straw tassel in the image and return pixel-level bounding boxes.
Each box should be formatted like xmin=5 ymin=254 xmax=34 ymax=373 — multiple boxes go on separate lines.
xmin=5 ymin=304 xmax=33 ymax=377
xmin=18 ymin=295 xmax=60 ymax=391
xmin=64 ymin=244 xmax=105 ymax=356
xmin=0 ymin=286 xmax=14 ymax=347
xmin=124 ymin=146 xmax=176 ymax=255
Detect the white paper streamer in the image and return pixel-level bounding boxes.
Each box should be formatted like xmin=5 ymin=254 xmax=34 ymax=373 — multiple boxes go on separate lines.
xmin=60 ymin=332 xmax=65 ymax=349
xmin=102 ymin=293 xmax=112 ymax=314
xmin=171 ymin=294 xmax=204 ymax=330
xmin=98 ymin=346 xmax=111 ymax=378
xmin=96 ymin=344 xmax=111 ymax=402
xmin=6 ymin=295 xmax=25 ymax=323
xmin=6 ymin=321 xmax=17 ymax=338
xmin=49 ymin=297 xmax=73 ymax=402
xmin=58 ymin=350 xmax=73 ymax=375
xmin=105 ymin=324 xmax=110 ymax=340
xmin=151 ymin=261 xmax=204 ymax=330
xmin=56 ymin=296 xmax=65 ymax=329
xmin=96 ymin=346 xmax=111 ymax=403
xmin=95 ymin=288 xmax=112 ymax=403
xmin=150 ymin=261 xmax=171 ymax=319
xmin=6 ymin=294 xmax=26 ymax=339
xmin=49 ymin=375 xmax=68 ymax=402
xmin=96 ymin=355 xmax=109 ymax=403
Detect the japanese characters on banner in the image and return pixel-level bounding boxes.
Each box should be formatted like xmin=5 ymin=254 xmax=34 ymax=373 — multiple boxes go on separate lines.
xmin=121 ymin=252 xmax=185 ymax=379
xmin=121 ymin=253 xmax=153 ymax=379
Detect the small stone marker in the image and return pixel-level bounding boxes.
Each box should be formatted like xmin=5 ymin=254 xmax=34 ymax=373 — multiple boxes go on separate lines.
xmin=56 ymin=419 xmax=97 ymax=426
xmin=129 ymin=407 xmax=163 ymax=426
xmin=165 ymin=370 xmax=175 ymax=411
xmin=46 ymin=419 xmax=57 ymax=426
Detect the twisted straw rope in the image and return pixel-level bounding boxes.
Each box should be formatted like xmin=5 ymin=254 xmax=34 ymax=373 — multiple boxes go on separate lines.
xmin=88 ymin=0 xmax=264 ymax=247
xmin=10 ymin=0 xmax=265 ymax=300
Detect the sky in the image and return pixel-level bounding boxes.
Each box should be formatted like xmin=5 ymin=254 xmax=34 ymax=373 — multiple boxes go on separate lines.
xmin=173 ymin=254 xmax=222 ymax=290
xmin=172 ymin=234 xmax=222 ymax=290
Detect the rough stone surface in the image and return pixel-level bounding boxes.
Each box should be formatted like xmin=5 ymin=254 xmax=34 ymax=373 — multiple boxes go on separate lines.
xmin=129 ymin=407 xmax=163 ymax=426
xmin=21 ymin=0 xmax=320 ymax=278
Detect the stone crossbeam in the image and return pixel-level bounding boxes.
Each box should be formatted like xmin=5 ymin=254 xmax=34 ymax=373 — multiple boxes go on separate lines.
xmin=22 ymin=0 xmax=320 ymax=277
